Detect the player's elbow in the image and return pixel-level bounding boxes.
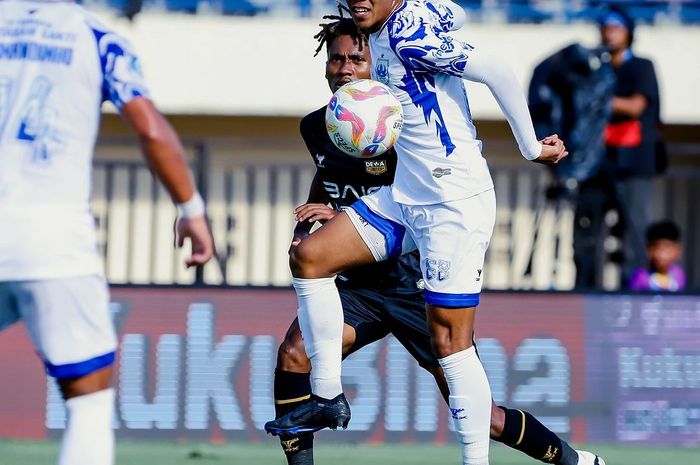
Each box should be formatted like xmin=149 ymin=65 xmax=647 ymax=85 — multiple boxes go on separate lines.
xmin=135 ymin=119 xmax=172 ymax=146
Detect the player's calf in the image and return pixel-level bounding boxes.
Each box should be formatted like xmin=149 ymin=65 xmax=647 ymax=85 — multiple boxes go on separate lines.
xmin=495 ymin=406 xmax=585 ymax=465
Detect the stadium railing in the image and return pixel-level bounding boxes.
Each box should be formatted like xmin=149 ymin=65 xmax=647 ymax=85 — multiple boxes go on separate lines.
xmin=92 ymin=140 xmax=700 ymax=291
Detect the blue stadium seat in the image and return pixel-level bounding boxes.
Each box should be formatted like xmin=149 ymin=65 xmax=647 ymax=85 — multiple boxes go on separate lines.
xmin=221 ymin=0 xmax=267 ymax=16
xmin=86 ymin=0 xmax=700 ymax=24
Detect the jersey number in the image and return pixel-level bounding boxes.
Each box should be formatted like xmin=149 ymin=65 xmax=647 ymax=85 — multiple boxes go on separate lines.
xmin=0 ymin=75 xmax=59 ymax=162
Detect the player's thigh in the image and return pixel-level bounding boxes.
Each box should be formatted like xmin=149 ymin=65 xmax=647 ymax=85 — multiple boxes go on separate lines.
xmin=339 ymin=288 xmax=390 ymax=358
xmin=404 ymin=189 xmax=496 ymax=307
xmin=0 ymin=282 xmax=20 ymax=332
xmin=15 ymin=275 xmax=117 ymax=379
xmin=291 ymin=212 xmax=375 ymax=277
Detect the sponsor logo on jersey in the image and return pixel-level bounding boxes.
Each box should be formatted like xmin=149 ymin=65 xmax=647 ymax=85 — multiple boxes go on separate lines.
xmin=432 ymin=167 xmax=452 ymax=178
xmin=365 ymin=160 xmax=388 ymax=175
xmin=323 ymin=181 xmax=381 ymax=200
xmin=375 ymin=57 xmax=390 ymax=85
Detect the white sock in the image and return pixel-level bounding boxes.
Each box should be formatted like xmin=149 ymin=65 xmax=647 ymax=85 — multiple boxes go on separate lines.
xmin=438 ymin=347 xmax=491 ymax=465
xmin=293 ymin=277 xmax=344 ymax=399
xmin=58 ymin=388 xmax=115 ymax=465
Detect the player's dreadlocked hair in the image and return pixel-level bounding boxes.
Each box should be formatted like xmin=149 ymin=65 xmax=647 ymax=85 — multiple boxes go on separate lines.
xmin=313 ymin=3 xmax=368 ymax=57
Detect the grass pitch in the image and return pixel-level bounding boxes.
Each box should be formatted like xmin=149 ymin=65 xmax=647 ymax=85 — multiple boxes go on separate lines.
xmin=0 ymin=440 xmax=695 ymax=465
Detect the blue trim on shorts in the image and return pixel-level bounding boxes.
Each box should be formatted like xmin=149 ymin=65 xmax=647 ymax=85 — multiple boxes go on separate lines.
xmin=350 ymin=199 xmax=406 ymax=258
xmin=45 ymin=351 xmax=115 ymax=379
xmin=424 ymin=290 xmax=480 ymax=307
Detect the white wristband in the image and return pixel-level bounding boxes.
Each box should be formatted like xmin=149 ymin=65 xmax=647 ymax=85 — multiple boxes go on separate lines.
xmin=177 ymin=192 xmax=205 ymax=219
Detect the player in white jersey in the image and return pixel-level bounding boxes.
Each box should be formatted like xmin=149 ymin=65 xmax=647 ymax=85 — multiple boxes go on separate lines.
xmin=266 ymin=1 xmax=574 ymax=465
xmin=0 ymin=2 xmax=213 ymax=465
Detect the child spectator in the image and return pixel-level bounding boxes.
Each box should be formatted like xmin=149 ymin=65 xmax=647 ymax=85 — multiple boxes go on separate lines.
xmin=628 ymin=220 xmax=686 ymax=292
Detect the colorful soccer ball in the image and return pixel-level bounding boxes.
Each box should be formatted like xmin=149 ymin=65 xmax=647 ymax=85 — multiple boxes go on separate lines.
xmin=325 ymin=79 xmax=403 ymax=158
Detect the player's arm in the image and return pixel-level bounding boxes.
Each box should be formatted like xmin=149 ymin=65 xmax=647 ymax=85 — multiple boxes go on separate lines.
xmin=97 ymin=30 xmax=213 ymax=267
xmin=391 ymin=15 xmax=565 ymax=164
xmin=121 ymin=97 xmax=213 ymax=267
xmin=612 ymin=59 xmax=657 ymax=119
xmin=613 ymin=94 xmax=647 ymax=118
xmin=291 ymin=171 xmax=334 ymax=248
xmin=460 ymin=50 xmax=567 ymax=164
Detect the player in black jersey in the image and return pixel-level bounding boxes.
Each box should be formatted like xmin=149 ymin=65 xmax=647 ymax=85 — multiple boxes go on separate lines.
xmin=268 ymin=12 xmax=603 ymax=465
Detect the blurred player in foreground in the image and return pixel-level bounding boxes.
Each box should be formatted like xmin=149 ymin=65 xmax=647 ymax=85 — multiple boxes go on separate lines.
xmin=267 ymin=8 xmax=602 ymax=465
xmin=0 ymin=2 xmax=213 ymax=464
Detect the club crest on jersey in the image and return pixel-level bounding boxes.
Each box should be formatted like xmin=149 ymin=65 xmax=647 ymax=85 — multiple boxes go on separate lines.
xmin=365 ymin=160 xmax=388 ymax=175
xmin=375 ymin=58 xmax=390 ymax=85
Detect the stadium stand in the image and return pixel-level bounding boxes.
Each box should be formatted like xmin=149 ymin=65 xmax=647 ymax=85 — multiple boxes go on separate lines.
xmin=86 ymin=0 xmax=700 ymax=24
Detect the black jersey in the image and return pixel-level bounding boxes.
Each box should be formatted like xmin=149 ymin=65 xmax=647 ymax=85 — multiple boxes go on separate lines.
xmin=300 ymin=107 xmax=422 ymax=295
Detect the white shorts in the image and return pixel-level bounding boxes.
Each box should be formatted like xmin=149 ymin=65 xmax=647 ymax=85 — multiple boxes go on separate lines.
xmin=0 ymin=275 xmax=117 ymax=379
xmin=347 ymin=186 xmax=496 ymax=307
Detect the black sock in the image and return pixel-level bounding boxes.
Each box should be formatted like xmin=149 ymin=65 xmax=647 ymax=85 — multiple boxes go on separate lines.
xmin=495 ymin=406 xmax=578 ymax=465
xmin=274 ymin=369 xmax=314 ymax=465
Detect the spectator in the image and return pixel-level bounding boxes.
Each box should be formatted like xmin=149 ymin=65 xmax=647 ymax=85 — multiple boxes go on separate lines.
xmin=573 ymin=5 xmax=665 ymax=289
xmin=628 ymin=221 xmax=686 ymax=292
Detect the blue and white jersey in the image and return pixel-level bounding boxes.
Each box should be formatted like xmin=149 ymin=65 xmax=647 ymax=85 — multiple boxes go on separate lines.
xmin=0 ymin=0 xmax=149 ymax=280
xmin=370 ymin=0 xmax=494 ymax=205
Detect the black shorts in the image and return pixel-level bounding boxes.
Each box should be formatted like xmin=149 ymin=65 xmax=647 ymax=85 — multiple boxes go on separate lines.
xmin=339 ymin=288 xmax=438 ymax=369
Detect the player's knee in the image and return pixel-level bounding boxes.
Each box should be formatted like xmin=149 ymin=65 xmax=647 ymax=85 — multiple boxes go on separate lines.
xmin=289 ymin=240 xmax=327 ymax=278
xmin=430 ymin=331 xmax=472 ymax=359
xmin=277 ymin=338 xmax=311 ymax=373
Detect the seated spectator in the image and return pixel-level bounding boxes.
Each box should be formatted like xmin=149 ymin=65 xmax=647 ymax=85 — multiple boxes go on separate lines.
xmin=628 ymin=220 xmax=686 ymax=292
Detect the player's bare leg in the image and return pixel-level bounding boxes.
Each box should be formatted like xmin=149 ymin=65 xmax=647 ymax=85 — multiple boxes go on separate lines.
xmin=290 ymin=211 xmax=375 ymax=278
xmin=428 ymin=305 xmax=491 ymax=465
xmin=266 ymin=213 xmax=373 ymax=436
xmin=56 ymin=366 xmax=115 ymax=465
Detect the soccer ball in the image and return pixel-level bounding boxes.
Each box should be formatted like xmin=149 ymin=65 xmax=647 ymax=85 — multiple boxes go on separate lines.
xmin=325 ymin=79 xmax=403 ymax=158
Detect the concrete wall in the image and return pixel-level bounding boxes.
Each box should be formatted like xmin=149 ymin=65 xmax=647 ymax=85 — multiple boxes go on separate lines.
xmin=98 ymin=12 xmax=700 ymax=123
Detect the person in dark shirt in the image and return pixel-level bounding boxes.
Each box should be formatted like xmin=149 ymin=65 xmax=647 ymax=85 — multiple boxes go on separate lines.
xmin=270 ymin=11 xmax=603 ymax=465
xmin=574 ymin=5 xmax=664 ymax=289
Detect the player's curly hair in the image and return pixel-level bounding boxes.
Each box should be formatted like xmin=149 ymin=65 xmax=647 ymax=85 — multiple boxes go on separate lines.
xmin=313 ymin=3 xmax=368 ymax=57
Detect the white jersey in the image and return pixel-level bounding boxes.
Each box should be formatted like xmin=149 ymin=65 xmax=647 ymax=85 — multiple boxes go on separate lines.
xmin=370 ymin=0 xmax=494 ymax=205
xmin=0 ymin=0 xmax=149 ymax=280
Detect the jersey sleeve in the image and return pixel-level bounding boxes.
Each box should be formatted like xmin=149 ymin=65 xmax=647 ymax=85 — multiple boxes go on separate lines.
xmin=89 ymin=23 xmax=150 ymax=109
xmin=388 ymin=3 xmax=473 ymax=77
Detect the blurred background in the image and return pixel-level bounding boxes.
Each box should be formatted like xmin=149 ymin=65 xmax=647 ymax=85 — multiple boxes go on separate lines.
xmin=1 ymin=1 xmax=699 ymax=463
xmin=85 ymin=0 xmax=700 ymax=292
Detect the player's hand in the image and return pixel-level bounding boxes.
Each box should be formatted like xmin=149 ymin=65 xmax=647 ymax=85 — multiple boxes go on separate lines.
xmin=176 ymin=215 xmax=214 ymax=268
xmin=294 ymin=203 xmax=338 ymax=224
xmin=533 ymin=134 xmax=569 ymax=165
